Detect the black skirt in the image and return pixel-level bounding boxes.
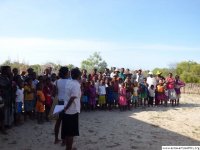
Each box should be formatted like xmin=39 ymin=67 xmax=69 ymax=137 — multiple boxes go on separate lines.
xmin=0 ymin=107 xmax=4 ymax=121
xmin=62 ymin=113 xmax=79 ymax=137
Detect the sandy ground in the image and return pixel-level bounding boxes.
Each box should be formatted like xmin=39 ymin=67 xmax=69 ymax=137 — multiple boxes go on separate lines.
xmin=0 ymin=94 xmax=200 ymax=150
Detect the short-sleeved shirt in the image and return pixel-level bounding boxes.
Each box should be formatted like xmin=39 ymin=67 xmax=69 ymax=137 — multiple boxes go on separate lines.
xmin=56 ymin=79 xmax=70 ymax=102
xmin=65 ymin=80 xmax=81 ymax=114
xmin=148 ymin=88 xmax=155 ymax=97
xmin=24 ymin=85 xmax=34 ymax=100
xmin=16 ymin=87 xmax=24 ymax=103
xmin=166 ymin=77 xmax=175 ymax=89
xmin=98 ymin=85 xmax=106 ymax=95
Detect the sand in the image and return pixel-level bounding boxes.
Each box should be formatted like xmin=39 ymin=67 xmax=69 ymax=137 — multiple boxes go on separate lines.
xmin=0 ymin=94 xmax=200 ymax=150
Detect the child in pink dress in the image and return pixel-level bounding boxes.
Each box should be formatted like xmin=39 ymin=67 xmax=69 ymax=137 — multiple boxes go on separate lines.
xmin=119 ymin=83 xmax=127 ymax=111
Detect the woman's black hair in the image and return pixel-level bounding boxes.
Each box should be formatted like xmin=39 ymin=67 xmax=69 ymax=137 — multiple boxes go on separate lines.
xmin=0 ymin=66 xmax=11 ymax=75
xmin=71 ymin=68 xmax=81 ymax=80
xmin=58 ymin=67 xmax=69 ymax=79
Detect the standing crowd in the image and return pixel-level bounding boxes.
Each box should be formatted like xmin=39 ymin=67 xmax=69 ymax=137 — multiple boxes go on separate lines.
xmin=0 ymin=65 xmax=185 ymax=150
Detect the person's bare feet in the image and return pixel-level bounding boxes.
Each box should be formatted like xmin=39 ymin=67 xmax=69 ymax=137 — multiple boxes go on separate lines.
xmin=54 ymin=139 xmax=61 ymax=144
xmin=61 ymin=140 xmax=66 ymax=146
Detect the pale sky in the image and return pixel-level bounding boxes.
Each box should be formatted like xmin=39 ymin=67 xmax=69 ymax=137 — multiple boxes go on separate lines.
xmin=0 ymin=0 xmax=200 ymax=70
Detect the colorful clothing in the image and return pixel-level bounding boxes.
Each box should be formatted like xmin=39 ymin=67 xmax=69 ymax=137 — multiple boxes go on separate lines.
xmin=106 ymin=86 xmax=114 ymax=103
xmin=43 ymin=84 xmax=54 ymax=107
xmin=174 ymin=80 xmax=185 ymax=95
xmin=139 ymin=84 xmax=148 ymax=99
xmin=98 ymin=95 xmax=106 ymax=105
xmin=15 ymin=87 xmax=24 ymax=113
xmin=156 ymin=85 xmax=166 ymax=101
xmin=168 ymin=89 xmax=177 ymax=100
xmin=166 ymin=77 xmax=175 ymax=89
xmin=89 ymin=86 xmax=96 ymax=106
xmin=24 ymin=85 xmax=34 ymax=100
xmin=16 ymin=102 xmax=22 ymax=113
xmin=36 ymin=90 xmax=45 ymax=113
xmin=81 ymin=96 xmax=88 ymax=103
xmin=118 ymin=72 xmax=126 ymax=81
xmin=119 ymin=87 xmax=127 ymax=106
xmin=81 ymin=85 xmax=89 ymax=103
xmin=131 ymin=95 xmax=138 ymax=103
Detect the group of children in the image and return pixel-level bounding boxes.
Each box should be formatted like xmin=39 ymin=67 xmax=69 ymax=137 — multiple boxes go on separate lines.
xmin=80 ymin=68 xmax=186 ymax=111
xmin=0 ymin=66 xmax=57 ymax=135
xmin=0 ymin=66 xmax=185 ymax=134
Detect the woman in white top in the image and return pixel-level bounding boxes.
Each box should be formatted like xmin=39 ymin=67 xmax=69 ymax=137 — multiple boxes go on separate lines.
xmin=54 ymin=67 xmax=69 ymax=144
xmin=62 ymin=68 xmax=81 ymax=150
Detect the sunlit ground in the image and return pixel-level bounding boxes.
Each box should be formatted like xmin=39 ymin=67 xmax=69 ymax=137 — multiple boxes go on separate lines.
xmin=0 ymin=94 xmax=200 ymax=150
xmin=129 ymin=94 xmax=200 ymax=141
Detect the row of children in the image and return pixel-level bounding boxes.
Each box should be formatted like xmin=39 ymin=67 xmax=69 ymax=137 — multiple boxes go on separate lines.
xmin=0 ymin=66 xmax=57 ymax=134
xmin=80 ymin=68 xmax=185 ymax=111
xmin=0 ymin=66 xmax=185 ymax=134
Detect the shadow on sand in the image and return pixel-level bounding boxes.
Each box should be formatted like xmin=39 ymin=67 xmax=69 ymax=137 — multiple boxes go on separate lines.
xmin=78 ymin=109 xmax=200 ymax=150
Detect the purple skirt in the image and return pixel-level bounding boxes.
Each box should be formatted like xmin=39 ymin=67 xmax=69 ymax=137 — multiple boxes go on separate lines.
xmin=157 ymin=93 xmax=166 ymax=101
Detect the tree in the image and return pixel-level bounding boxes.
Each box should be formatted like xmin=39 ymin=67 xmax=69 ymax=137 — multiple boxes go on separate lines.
xmin=30 ymin=64 xmax=42 ymax=75
xmin=81 ymin=52 xmax=107 ymax=73
xmin=152 ymin=68 xmax=172 ymax=77
xmin=67 ymin=64 xmax=75 ymax=70
xmin=176 ymin=61 xmax=200 ymax=83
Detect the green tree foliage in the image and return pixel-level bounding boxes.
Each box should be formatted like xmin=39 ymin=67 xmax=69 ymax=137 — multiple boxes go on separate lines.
xmin=67 ymin=64 xmax=75 ymax=70
xmin=176 ymin=61 xmax=200 ymax=83
xmin=30 ymin=64 xmax=42 ymax=74
xmin=153 ymin=61 xmax=200 ymax=83
xmin=152 ymin=68 xmax=176 ymax=77
xmin=81 ymin=52 xmax=107 ymax=73
xmin=1 ymin=60 xmax=29 ymax=72
xmin=1 ymin=58 xmax=199 ymax=83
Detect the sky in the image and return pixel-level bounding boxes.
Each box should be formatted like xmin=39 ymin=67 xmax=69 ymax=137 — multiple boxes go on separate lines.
xmin=0 ymin=0 xmax=200 ymax=70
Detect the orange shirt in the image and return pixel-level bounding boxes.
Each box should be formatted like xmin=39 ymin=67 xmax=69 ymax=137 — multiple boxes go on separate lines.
xmin=36 ymin=90 xmax=45 ymax=112
xmin=37 ymin=90 xmax=45 ymax=102
xmin=157 ymin=85 xmax=164 ymax=93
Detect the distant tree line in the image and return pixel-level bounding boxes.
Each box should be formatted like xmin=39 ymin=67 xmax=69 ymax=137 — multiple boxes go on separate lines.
xmin=0 ymin=52 xmax=200 ymax=83
xmin=153 ymin=61 xmax=200 ymax=83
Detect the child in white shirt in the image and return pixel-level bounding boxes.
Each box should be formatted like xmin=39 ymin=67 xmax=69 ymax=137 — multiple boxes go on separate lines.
xmin=15 ymin=81 xmax=24 ymax=125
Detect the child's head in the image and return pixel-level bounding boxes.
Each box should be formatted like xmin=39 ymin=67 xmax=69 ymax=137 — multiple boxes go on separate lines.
xmin=105 ymin=78 xmax=109 ymax=84
xmin=168 ymin=72 xmax=173 ymax=78
xmin=90 ymin=80 xmax=94 ymax=86
xmin=26 ymin=78 xmax=32 ymax=86
xmin=100 ymin=80 xmax=105 ymax=85
xmin=38 ymin=75 xmax=44 ymax=83
xmin=175 ymin=75 xmax=179 ymax=80
xmin=18 ymin=81 xmax=24 ymax=89
xmin=37 ymin=82 xmax=43 ymax=91
xmin=143 ymin=77 xmax=147 ymax=83
xmin=159 ymin=79 xmax=163 ymax=85
xmin=125 ymin=76 xmax=131 ymax=82
xmin=110 ymin=81 xmax=114 ymax=86
xmin=51 ymin=73 xmax=57 ymax=82
xmin=32 ymin=72 xmax=37 ymax=80
xmin=150 ymin=85 xmax=154 ymax=89
xmin=118 ymin=78 xmax=123 ymax=83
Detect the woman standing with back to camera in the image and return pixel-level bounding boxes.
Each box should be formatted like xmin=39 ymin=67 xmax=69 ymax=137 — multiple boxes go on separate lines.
xmin=62 ymin=68 xmax=81 ymax=150
xmin=54 ymin=67 xmax=69 ymax=144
